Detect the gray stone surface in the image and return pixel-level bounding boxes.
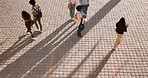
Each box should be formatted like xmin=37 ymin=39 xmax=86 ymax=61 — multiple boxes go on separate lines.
xmin=0 ymin=0 xmax=148 ymax=78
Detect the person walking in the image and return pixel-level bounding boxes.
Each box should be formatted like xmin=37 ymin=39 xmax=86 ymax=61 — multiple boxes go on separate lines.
xmin=113 ymin=17 xmax=128 ymax=50
xmin=75 ymin=5 xmax=86 ymax=37
xmin=29 ymin=0 xmax=42 ymax=32
xmin=21 ymin=11 xmax=35 ymax=39
xmin=68 ymin=0 xmax=77 ymax=20
xmin=79 ymin=0 xmax=89 ymax=14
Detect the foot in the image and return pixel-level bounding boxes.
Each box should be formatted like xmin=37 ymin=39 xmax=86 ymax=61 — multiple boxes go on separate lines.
xmin=70 ymin=17 xmax=74 ymax=21
xmin=36 ymin=29 xmax=42 ymax=33
xmin=26 ymin=32 xmax=30 ymax=35
xmin=31 ymin=37 xmax=36 ymax=40
xmin=77 ymin=33 xmax=82 ymax=37
xmin=83 ymin=18 xmax=88 ymax=22
xmin=112 ymin=48 xmax=116 ymax=51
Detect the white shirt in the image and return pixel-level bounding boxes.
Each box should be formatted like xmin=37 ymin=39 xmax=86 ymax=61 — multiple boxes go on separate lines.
xmin=75 ymin=11 xmax=85 ymax=26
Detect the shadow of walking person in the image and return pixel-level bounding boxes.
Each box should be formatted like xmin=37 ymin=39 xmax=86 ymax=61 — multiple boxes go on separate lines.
xmin=86 ymin=49 xmax=115 ymax=78
xmin=0 ymin=31 xmax=41 ymax=65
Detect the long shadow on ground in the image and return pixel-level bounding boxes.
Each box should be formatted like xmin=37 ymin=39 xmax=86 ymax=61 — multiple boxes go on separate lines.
xmin=66 ymin=40 xmax=101 ymax=78
xmin=0 ymin=0 xmax=121 ymax=77
xmin=86 ymin=49 xmax=115 ymax=78
xmin=0 ymin=20 xmax=73 ymax=78
xmin=0 ymin=31 xmax=41 ymax=65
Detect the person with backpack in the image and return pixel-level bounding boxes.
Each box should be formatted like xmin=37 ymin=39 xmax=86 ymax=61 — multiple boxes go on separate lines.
xmin=75 ymin=5 xmax=86 ymax=37
xmin=29 ymin=0 xmax=42 ymax=32
xmin=21 ymin=11 xmax=35 ymax=40
xmin=68 ymin=0 xmax=77 ymax=20
xmin=113 ymin=17 xmax=128 ymax=50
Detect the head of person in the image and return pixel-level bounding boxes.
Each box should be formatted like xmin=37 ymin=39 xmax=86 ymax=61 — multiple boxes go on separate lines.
xmin=76 ymin=5 xmax=82 ymax=12
xmin=21 ymin=11 xmax=31 ymax=20
xmin=119 ymin=17 xmax=125 ymax=25
xmin=29 ymin=0 xmax=36 ymax=5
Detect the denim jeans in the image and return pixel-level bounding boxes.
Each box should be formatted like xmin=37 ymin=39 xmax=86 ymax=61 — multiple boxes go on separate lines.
xmin=82 ymin=4 xmax=89 ymax=14
xmin=70 ymin=4 xmax=76 ymax=18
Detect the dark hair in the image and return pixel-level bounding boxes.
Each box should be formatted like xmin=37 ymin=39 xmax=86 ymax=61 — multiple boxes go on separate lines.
xmin=21 ymin=11 xmax=31 ymax=20
xmin=29 ymin=0 xmax=36 ymax=5
xmin=118 ymin=17 xmax=125 ymax=25
xmin=76 ymin=5 xmax=82 ymax=11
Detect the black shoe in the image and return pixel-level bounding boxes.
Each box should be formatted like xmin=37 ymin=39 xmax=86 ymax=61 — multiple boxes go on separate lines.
xmin=77 ymin=33 xmax=82 ymax=37
xmin=112 ymin=48 xmax=116 ymax=51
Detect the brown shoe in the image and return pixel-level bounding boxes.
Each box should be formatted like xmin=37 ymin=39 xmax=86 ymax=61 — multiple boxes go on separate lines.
xmin=112 ymin=48 xmax=116 ymax=51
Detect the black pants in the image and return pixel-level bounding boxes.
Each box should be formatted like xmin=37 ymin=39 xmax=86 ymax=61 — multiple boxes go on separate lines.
xmin=77 ymin=23 xmax=84 ymax=37
xmin=34 ymin=17 xmax=42 ymax=31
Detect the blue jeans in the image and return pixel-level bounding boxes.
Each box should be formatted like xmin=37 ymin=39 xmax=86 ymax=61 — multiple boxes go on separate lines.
xmin=82 ymin=4 xmax=89 ymax=14
xmin=70 ymin=4 xmax=76 ymax=18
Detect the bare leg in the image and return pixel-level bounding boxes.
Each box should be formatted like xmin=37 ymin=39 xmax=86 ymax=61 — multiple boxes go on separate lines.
xmin=29 ymin=31 xmax=34 ymax=38
xmin=113 ymin=33 xmax=123 ymax=49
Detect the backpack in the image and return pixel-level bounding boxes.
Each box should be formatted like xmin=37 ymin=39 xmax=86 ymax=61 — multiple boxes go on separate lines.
xmin=33 ymin=5 xmax=42 ymax=19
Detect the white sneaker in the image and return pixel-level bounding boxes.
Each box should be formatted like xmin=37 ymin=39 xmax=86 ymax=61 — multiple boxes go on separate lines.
xmin=39 ymin=30 xmax=43 ymax=33
xmin=83 ymin=18 xmax=88 ymax=22
xmin=26 ymin=32 xmax=30 ymax=35
xmin=70 ymin=17 xmax=74 ymax=21
xmin=31 ymin=37 xmax=36 ymax=40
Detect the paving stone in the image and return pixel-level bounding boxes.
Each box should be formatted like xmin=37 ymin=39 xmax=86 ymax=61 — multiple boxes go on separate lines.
xmin=0 ymin=0 xmax=148 ymax=78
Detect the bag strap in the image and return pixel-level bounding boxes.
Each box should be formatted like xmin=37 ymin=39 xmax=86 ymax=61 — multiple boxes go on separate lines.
xmin=33 ymin=5 xmax=41 ymax=12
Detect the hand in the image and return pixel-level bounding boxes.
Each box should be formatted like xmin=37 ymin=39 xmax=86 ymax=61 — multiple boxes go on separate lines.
xmin=20 ymin=18 xmax=24 ymax=21
xmin=126 ymin=23 xmax=129 ymax=28
xmin=82 ymin=15 xmax=86 ymax=18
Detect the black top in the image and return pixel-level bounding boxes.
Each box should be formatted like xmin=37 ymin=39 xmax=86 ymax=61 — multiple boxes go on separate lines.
xmin=115 ymin=22 xmax=127 ymax=34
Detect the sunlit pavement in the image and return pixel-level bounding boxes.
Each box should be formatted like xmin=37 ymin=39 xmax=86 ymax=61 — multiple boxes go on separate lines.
xmin=0 ymin=0 xmax=148 ymax=78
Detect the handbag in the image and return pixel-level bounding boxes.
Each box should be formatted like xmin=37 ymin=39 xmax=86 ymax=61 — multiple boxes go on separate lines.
xmin=68 ymin=2 xmax=71 ymax=9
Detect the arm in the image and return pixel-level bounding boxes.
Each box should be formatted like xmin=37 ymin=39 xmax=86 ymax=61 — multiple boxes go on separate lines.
xmin=20 ymin=17 xmax=23 ymax=21
xmin=81 ymin=11 xmax=86 ymax=18
xmin=116 ymin=23 xmax=118 ymax=28
xmin=20 ymin=17 xmax=24 ymax=22
xmin=68 ymin=0 xmax=71 ymax=9
xmin=124 ymin=26 xmax=127 ymax=32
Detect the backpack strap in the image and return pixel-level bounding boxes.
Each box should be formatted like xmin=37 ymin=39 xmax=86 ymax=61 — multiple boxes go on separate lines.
xmin=33 ymin=5 xmax=41 ymax=12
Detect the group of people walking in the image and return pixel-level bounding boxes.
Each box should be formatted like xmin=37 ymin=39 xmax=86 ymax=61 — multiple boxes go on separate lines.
xmin=68 ymin=0 xmax=128 ymax=50
xmin=21 ymin=0 xmax=42 ymax=40
xmin=20 ymin=0 xmax=128 ymax=50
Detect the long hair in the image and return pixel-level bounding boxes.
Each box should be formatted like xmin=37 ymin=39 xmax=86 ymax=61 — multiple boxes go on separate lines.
xmin=21 ymin=11 xmax=31 ymax=20
xmin=118 ymin=17 xmax=125 ymax=25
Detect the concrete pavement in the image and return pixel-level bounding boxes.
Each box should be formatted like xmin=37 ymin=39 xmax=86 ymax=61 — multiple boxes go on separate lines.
xmin=0 ymin=0 xmax=148 ymax=78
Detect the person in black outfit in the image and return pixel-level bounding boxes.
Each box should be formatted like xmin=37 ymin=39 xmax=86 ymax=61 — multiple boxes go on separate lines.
xmin=113 ymin=17 xmax=128 ymax=50
xmin=21 ymin=11 xmax=35 ymax=39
